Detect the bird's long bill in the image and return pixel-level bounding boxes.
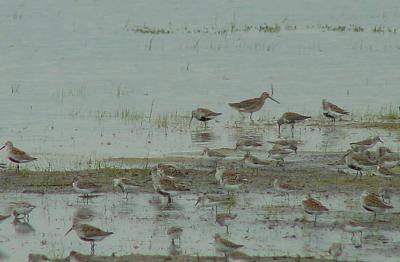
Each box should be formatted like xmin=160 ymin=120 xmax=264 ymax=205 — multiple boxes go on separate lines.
xmin=268 ymin=96 xmax=280 ymax=104
xmin=65 ymin=227 xmax=73 ymax=236
xmin=189 ymin=115 xmax=193 ymax=127
xmin=0 ymin=145 xmax=4 ymax=151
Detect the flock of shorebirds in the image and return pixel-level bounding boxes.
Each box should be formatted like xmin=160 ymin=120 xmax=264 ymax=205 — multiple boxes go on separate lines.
xmin=1 ymin=92 xmax=399 ymax=261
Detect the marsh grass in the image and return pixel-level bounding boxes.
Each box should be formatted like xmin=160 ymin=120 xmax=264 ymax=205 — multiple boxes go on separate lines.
xmin=124 ymin=22 xmax=398 ymax=35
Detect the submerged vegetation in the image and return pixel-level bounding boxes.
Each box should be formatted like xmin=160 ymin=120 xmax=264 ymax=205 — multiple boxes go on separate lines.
xmin=124 ymin=22 xmax=400 ymax=35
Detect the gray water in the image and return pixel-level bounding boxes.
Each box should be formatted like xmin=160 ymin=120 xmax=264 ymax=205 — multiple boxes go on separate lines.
xmin=0 ymin=192 xmax=399 ymax=261
xmin=1 ymin=0 xmax=400 ymax=170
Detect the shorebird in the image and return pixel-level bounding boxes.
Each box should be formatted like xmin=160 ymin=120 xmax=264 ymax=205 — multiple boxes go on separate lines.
xmin=322 ymin=99 xmax=349 ymax=124
xmin=8 ymin=201 xmax=36 ymax=221
xmin=195 ymin=194 xmax=230 ymax=216
xmin=151 ymin=167 xmax=190 ymax=204
xmin=268 ymin=145 xmax=294 ymax=166
xmin=360 ymin=190 xmax=393 ymax=220
xmin=65 ymin=219 xmax=113 ymax=255
xmin=228 ymin=251 xmax=253 ymax=262
xmin=216 ymin=213 xmax=237 ymax=234
xmin=190 ymin=108 xmax=222 ymax=127
xmin=343 ymin=149 xmax=377 ymax=179
xmin=379 ymin=187 xmax=393 ymax=204
xmin=277 ymin=112 xmax=311 ymax=136
xmin=214 ymin=166 xmax=239 ymax=185
xmin=376 ymin=146 xmax=400 ymax=168
xmin=302 ymin=194 xmax=329 ymax=226
xmin=267 ymin=139 xmax=299 ymax=153
xmin=273 ymin=179 xmax=296 ymax=205
xmin=167 ymin=226 xmax=183 ymax=246
xmin=332 ymin=219 xmax=365 ymax=244
xmin=28 ymin=254 xmax=52 ymax=262
xmin=235 ymin=139 xmax=264 ymax=152
xmin=203 ymin=147 xmax=227 ymax=158
xmin=222 ymin=176 xmax=243 ymax=195
xmin=243 ymin=152 xmax=271 ymax=173
xmin=350 ymin=136 xmax=383 ymax=151
xmin=0 ymin=214 xmax=11 ymax=222
xmin=0 ymin=141 xmax=37 ymax=174
xmin=214 ymin=233 xmax=244 ymax=259
xmin=113 ymin=178 xmax=142 ymax=199
xmin=376 ymin=165 xmax=400 ymax=178
xmin=229 ymin=92 xmax=279 ymax=120
xmin=328 ymin=243 xmax=343 ymax=262
xmin=72 ymin=177 xmax=100 ymax=197
xmin=157 ymin=163 xmax=184 ymax=178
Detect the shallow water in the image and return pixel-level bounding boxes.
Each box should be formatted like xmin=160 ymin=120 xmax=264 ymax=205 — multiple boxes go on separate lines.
xmin=0 ymin=192 xmax=399 ymax=261
xmin=0 ymin=0 xmax=400 ymax=170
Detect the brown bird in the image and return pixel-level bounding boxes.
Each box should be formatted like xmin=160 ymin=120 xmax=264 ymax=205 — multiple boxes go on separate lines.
xmin=65 ymin=220 xmax=113 ymax=255
xmin=0 ymin=141 xmax=37 ymax=174
xmin=302 ymin=194 xmax=329 ymax=226
xmin=322 ymin=99 xmax=349 ymax=124
xmin=277 ymin=112 xmax=311 ymax=136
xmin=190 ymin=108 xmax=222 ymax=127
xmin=151 ymin=167 xmax=190 ymax=204
xmin=216 ymin=213 xmax=238 ymax=234
xmin=350 ymin=136 xmax=383 ymax=151
xmin=360 ymin=190 xmax=393 ymax=219
xmin=267 ymin=139 xmax=299 ymax=153
xmin=203 ymin=147 xmax=227 ymax=158
xmin=343 ymin=149 xmax=377 ymax=179
xmin=229 ymin=92 xmax=279 ymax=120
xmin=214 ymin=233 xmax=244 ymax=258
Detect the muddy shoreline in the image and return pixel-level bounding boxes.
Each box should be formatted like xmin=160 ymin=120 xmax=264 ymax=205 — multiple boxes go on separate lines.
xmin=0 ymin=151 xmax=397 ymax=195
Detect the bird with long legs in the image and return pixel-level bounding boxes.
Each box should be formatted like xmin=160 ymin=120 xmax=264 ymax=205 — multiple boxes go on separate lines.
xmin=189 ymin=108 xmax=222 ymax=127
xmin=228 ymin=92 xmax=279 ymax=120
xmin=277 ymin=112 xmax=311 ymax=137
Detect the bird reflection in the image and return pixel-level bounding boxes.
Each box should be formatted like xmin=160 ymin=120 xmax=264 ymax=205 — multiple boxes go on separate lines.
xmin=13 ymin=217 xmax=34 ymax=235
xmin=191 ymin=128 xmax=217 ymax=143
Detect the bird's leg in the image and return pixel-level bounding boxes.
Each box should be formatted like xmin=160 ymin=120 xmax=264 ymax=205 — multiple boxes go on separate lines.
xmin=16 ymin=164 xmax=19 ymax=175
xmin=91 ymin=242 xmax=95 ymax=256
xmin=226 ymin=225 xmax=229 ymax=234
xmin=172 ymin=239 xmax=175 ymax=245
xmin=314 ymin=215 xmax=317 ymax=227
xmin=125 ymin=192 xmax=129 ymax=200
xmin=168 ymin=195 xmax=172 ymax=204
xmin=250 ymin=112 xmax=253 ymax=121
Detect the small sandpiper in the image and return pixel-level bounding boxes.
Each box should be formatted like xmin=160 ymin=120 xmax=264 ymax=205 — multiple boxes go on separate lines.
xmin=228 ymin=92 xmax=280 ymax=120
xmin=28 ymin=253 xmax=52 ymax=262
xmin=216 ymin=213 xmax=238 ymax=234
xmin=222 ymin=176 xmax=243 ymax=195
xmin=350 ymin=136 xmax=383 ymax=151
xmin=273 ymin=179 xmax=296 ymax=205
xmin=167 ymin=226 xmax=183 ymax=246
xmin=65 ymin=219 xmax=113 ymax=255
xmin=203 ymin=147 xmax=227 ymax=158
xmin=302 ymin=194 xmax=329 ymax=226
xmin=267 ymin=139 xmax=299 ymax=153
xmin=360 ymin=190 xmax=393 ymax=220
xmin=322 ymin=99 xmax=349 ymax=124
xmin=157 ymin=163 xmax=184 ymax=178
xmin=72 ymin=177 xmax=100 ymax=197
xmin=190 ymin=108 xmax=222 ymax=127
xmin=0 ymin=141 xmax=37 ymax=174
xmin=151 ymin=167 xmax=190 ymax=204
xmin=277 ymin=112 xmax=311 ymax=136
xmin=8 ymin=201 xmax=36 ymax=221
xmin=328 ymin=243 xmax=343 ymax=262
xmin=214 ymin=166 xmax=239 ymax=186
xmin=113 ymin=178 xmax=142 ymax=199
xmin=235 ymin=139 xmax=264 ymax=152
xmin=214 ymin=233 xmax=244 ymax=258
xmin=195 ymin=194 xmax=230 ymax=216
xmin=343 ymin=149 xmax=377 ymax=179
xmin=243 ymin=152 xmax=271 ymax=170
xmin=268 ymin=145 xmax=294 ymax=166
xmin=332 ymin=219 xmax=365 ymax=244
